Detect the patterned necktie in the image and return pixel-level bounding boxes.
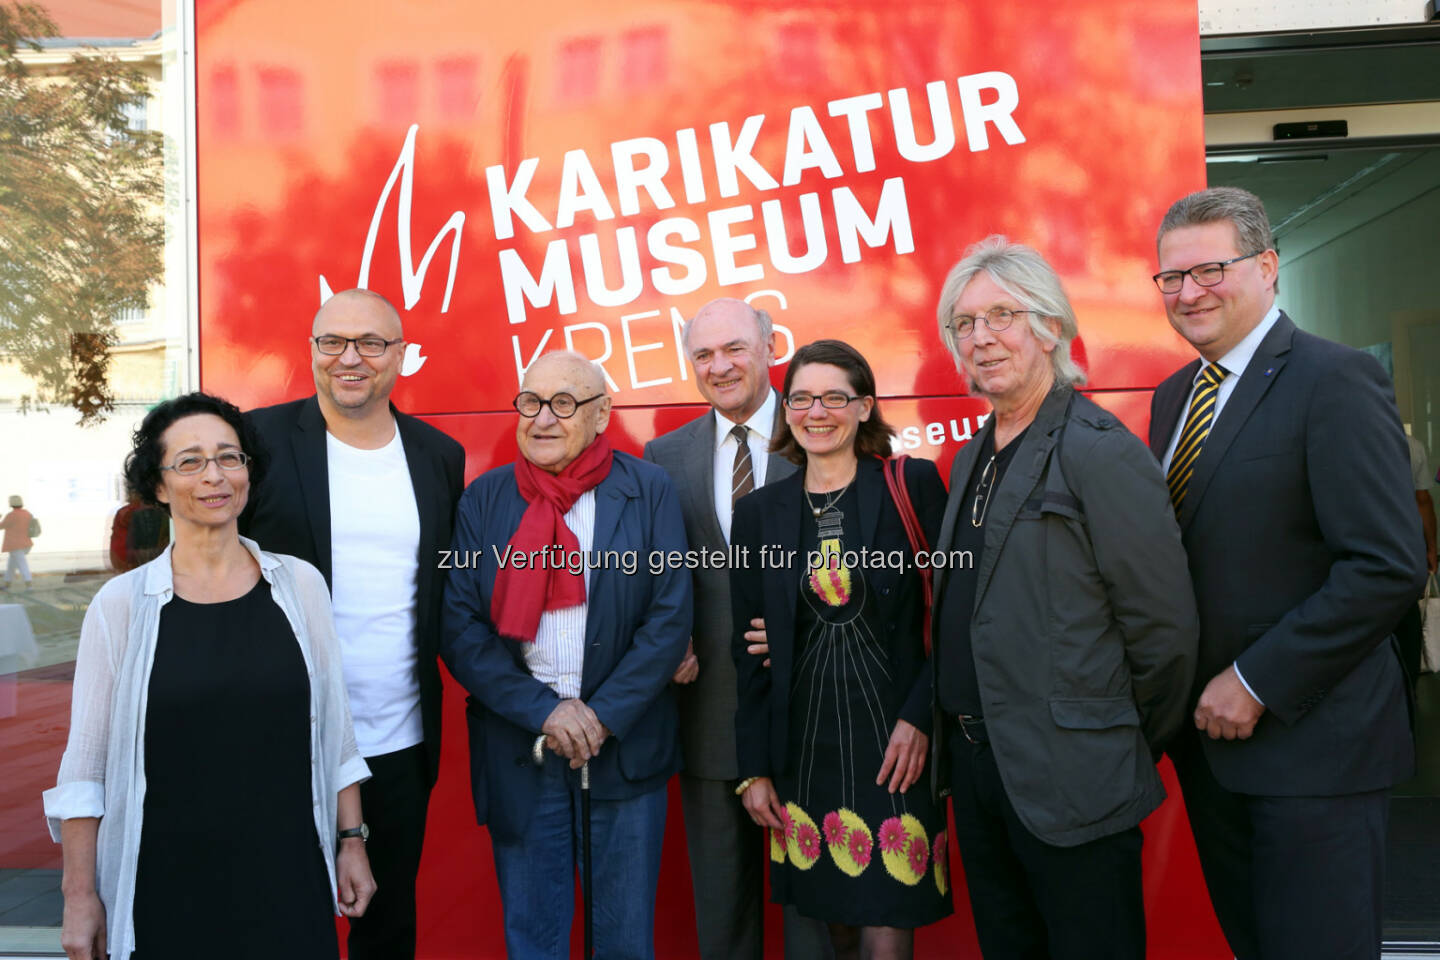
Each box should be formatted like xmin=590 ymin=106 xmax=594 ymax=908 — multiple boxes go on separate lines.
xmin=730 ymin=424 xmax=754 ymax=507
xmin=1167 ymin=362 xmax=1228 ymax=511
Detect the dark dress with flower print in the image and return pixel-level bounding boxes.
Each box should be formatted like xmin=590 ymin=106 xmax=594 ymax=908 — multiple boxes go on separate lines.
xmin=769 ymin=486 xmax=951 ymax=928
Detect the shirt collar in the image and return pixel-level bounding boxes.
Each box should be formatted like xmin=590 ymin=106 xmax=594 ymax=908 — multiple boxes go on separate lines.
xmin=143 ymin=534 xmax=281 ymax=597
xmin=1201 ymin=304 xmax=1282 ymax=384
xmin=713 ymin=390 xmax=777 ymax=451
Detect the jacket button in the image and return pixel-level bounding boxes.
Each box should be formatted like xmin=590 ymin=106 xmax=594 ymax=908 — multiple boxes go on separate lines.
xmin=515 ymin=757 xmax=528 ymax=767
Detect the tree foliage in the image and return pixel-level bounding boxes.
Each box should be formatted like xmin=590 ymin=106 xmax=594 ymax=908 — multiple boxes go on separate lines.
xmin=0 ymin=1 xmax=164 ymax=424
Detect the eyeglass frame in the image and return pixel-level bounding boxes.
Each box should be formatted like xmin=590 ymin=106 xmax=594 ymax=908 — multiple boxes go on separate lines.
xmin=161 ymin=451 xmax=251 ymax=475
xmin=784 ymin=391 xmax=865 ymax=411
xmin=1151 ymin=251 xmax=1262 ymax=294
xmin=948 ymin=307 xmax=1043 ymax=340
xmin=310 ymin=335 xmax=405 ymax=357
xmin=512 ymin=391 xmax=607 ymax=419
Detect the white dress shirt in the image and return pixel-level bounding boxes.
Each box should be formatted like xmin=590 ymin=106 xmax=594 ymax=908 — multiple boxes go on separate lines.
xmin=712 ymin=390 xmax=777 ymax=543
xmin=1162 ymin=304 xmax=1282 ymax=705
xmin=1161 ymin=305 xmax=1282 ymax=475
xmin=526 ymin=490 xmax=595 ymax=699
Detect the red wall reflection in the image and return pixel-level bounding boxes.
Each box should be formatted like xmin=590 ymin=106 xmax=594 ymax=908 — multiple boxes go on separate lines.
xmin=196 ymin=0 xmax=1222 ymax=955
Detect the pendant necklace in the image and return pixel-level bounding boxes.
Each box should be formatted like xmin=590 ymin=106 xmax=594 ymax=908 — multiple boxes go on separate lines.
xmin=805 ymin=479 xmax=853 ymax=518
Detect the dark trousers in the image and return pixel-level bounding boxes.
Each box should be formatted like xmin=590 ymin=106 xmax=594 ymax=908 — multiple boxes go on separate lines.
xmin=947 ymin=724 xmax=1145 ymax=960
xmin=348 ymin=743 xmax=431 ymax=960
xmin=678 ymin=773 xmax=834 ymax=960
xmin=1171 ymin=734 xmax=1389 ymax=960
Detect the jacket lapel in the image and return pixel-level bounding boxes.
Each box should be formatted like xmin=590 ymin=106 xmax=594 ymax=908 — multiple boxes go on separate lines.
xmin=1150 ymin=359 xmax=1201 ymax=454
xmin=1176 ymin=314 xmax=1295 ymax=531
xmin=973 ymin=388 xmax=1071 ymax=609
xmin=855 ymin=457 xmax=883 ymax=549
xmin=395 ymin=409 xmax=442 ymax=636
xmin=584 ymin=455 xmax=637 ymax=656
xmin=292 ymin=397 xmax=334 ymax=587
xmin=682 ymin=415 xmax=726 ymax=548
xmin=766 ymin=472 xmax=804 ymax=631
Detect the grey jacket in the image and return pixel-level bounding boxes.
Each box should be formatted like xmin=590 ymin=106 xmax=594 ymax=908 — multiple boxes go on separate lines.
xmin=931 ymin=386 xmax=1198 ymax=847
xmin=643 ymin=402 xmax=796 ymax=780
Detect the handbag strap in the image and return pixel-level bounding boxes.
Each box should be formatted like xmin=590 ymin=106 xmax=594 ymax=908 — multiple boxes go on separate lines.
xmin=882 ymin=455 xmax=933 ymax=655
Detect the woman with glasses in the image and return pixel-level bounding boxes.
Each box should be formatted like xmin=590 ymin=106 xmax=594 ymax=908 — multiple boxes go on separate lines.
xmin=930 ymin=236 xmax=1196 ymax=958
xmin=43 ymin=392 xmax=374 ymax=960
xmin=731 ymin=340 xmax=951 ymax=959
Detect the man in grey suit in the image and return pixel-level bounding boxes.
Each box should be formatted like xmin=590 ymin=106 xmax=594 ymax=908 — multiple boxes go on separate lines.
xmin=644 ymin=298 xmax=830 ymax=960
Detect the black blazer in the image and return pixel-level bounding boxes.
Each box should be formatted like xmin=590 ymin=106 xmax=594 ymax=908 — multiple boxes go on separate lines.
xmin=1149 ymin=312 xmax=1425 ymax=796
xmin=729 ymin=456 xmax=946 ymax=780
xmin=239 ymin=396 xmax=466 ymax=784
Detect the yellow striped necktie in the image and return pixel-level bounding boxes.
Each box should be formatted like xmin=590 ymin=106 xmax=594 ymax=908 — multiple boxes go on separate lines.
xmin=1167 ymin=362 xmax=1229 ymax=511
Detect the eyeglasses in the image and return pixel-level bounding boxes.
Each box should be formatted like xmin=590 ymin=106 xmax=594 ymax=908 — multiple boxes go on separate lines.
xmin=949 ymin=307 xmax=1040 ymax=340
xmin=784 ymin=392 xmax=863 ymax=411
xmin=1151 ymin=252 xmax=1261 ymax=294
xmin=162 ymin=451 xmax=250 ymax=475
xmin=312 ymin=335 xmax=403 ymax=357
xmin=513 ymin=391 xmax=605 ymax=419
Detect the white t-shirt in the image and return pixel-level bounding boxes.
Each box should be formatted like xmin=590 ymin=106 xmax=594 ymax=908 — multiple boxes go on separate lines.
xmin=327 ymin=428 xmax=423 ymax=757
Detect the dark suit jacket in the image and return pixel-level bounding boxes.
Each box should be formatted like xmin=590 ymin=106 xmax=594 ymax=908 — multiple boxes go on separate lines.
xmin=1149 ymin=312 xmax=1425 ymax=796
xmin=642 ymin=398 xmax=796 ymax=781
xmin=729 ymin=456 xmax=945 ymax=781
xmin=239 ymin=396 xmax=466 ymax=785
xmin=439 ymin=451 xmax=693 ymax=843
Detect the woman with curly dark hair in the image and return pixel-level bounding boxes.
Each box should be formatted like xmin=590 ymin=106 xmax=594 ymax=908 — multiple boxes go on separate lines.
xmin=43 ymin=392 xmax=375 ymax=960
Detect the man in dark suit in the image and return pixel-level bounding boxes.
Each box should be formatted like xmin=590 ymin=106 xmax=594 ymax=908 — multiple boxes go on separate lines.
xmin=442 ymin=350 xmax=691 ymax=959
xmin=643 ymin=298 xmax=829 ymax=960
xmin=239 ymin=288 xmax=465 ymax=960
xmin=1148 ymin=187 xmax=1425 ymax=960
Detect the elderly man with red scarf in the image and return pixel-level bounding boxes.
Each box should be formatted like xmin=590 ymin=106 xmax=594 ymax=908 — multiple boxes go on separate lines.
xmin=442 ymin=350 xmax=693 ymax=960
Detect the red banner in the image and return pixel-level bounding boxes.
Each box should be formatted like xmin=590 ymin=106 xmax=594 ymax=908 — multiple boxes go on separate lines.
xmin=196 ymin=1 xmax=1221 ymax=955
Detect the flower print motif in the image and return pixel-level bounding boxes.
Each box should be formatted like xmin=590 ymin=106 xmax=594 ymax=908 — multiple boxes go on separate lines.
xmin=770 ymin=827 xmax=786 ymax=863
xmin=785 ymin=803 xmax=821 ymax=871
xmin=878 ymin=817 xmax=908 ymax=854
xmin=908 ymin=835 xmax=929 ymax=876
xmin=796 ymin=822 xmax=821 ymax=861
xmin=848 ymin=826 xmax=873 ymax=867
xmin=933 ymin=830 xmax=949 ymax=896
xmin=779 ymin=805 xmax=795 ymax=840
xmin=881 ymin=813 xmax=928 ymax=886
xmin=828 ymin=809 xmax=872 ymax=877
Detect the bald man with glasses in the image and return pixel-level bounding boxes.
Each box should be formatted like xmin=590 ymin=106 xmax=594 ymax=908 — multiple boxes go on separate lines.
xmin=240 ymin=288 xmax=465 ymax=960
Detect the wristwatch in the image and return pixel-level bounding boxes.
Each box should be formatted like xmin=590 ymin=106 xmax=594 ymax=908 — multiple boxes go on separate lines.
xmin=337 ymin=823 xmax=369 ymax=843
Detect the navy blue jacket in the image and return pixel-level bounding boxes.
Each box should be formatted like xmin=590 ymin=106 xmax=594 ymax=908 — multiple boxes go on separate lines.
xmin=1149 ymin=313 xmax=1424 ymax=796
xmin=440 ymin=450 xmax=693 ymax=842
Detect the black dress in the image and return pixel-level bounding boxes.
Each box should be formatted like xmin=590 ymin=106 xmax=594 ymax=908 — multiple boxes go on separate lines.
xmin=132 ymin=579 xmax=338 ymax=960
xmin=770 ymin=486 xmax=950 ymax=928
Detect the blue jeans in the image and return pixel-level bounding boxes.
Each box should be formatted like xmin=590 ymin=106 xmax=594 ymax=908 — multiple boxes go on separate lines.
xmin=491 ymin=760 xmax=667 ymax=960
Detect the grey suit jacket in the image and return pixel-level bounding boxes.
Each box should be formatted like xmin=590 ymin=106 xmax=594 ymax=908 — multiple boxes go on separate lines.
xmin=644 ymin=396 xmax=796 ymax=780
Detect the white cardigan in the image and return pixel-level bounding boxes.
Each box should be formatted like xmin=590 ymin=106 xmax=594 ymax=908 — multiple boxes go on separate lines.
xmin=42 ymin=537 xmax=370 ymax=959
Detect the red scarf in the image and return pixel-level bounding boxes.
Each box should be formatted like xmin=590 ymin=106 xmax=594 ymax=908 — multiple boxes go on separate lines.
xmin=492 ymin=435 xmax=615 ymax=642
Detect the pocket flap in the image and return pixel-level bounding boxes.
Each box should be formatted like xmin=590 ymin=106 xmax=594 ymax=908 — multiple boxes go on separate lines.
xmin=1049 ymin=696 xmax=1139 ymax=730
xmin=1019 ymin=493 xmax=1083 ymax=521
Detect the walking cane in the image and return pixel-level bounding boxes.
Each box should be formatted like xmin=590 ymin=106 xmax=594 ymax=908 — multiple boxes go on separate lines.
xmin=580 ymin=760 xmax=593 ymax=959
xmin=532 ymin=737 xmax=595 ymax=957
